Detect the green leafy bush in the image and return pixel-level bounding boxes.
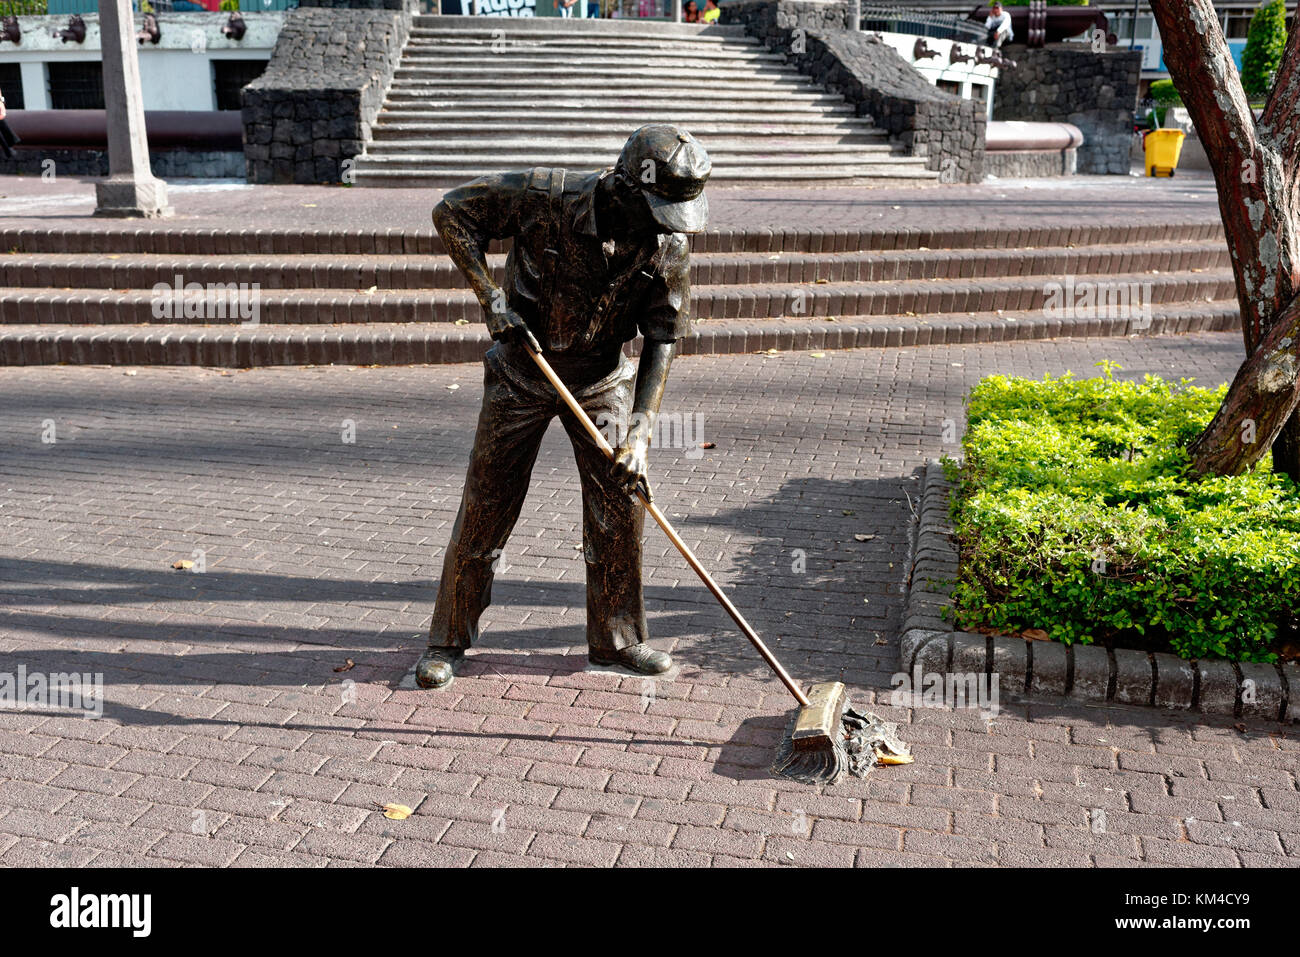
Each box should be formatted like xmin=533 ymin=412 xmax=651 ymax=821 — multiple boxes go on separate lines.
xmin=1147 ymin=79 xmax=1181 ymax=105
xmin=1242 ymin=0 xmax=1287 ymax=99
xmin=945 ymin=363 xmax=1300 ymax=662
xmin=1145 ymin=79 xmax=1182 ymax=127
xmin=0 ymin=0 xmax=48 ymax=14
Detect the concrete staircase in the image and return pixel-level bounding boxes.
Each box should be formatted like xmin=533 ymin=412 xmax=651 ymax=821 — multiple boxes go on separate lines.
xmin=350 ymin=16 xmax=935 ymax=187
xmin=0 ymin=222 xmax=1239 ymax=365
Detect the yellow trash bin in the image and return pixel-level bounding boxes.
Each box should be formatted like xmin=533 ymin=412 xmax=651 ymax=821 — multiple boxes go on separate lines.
xmin=1145 ymin=129 xmax=1186 ymax=177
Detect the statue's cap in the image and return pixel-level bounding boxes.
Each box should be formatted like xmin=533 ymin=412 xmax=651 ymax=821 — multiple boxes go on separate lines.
xmin=615 ymin=125 xmax=711 ymax=234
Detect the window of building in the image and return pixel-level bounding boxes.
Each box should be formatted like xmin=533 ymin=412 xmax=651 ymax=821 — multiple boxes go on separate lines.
xmin=1109 ymin=14 xmax=1154 ymax=42
xmin=212 ymin=59 xmax=268 ymax=112
xmin=0 ymin=62 xmax=22 ymax=110
xmin=48 ymin=61 xmax=105 ymax=110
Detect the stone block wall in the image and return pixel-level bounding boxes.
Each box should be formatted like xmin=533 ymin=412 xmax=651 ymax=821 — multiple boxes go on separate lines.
xmin=984 ymin=146 xmax=1077 ymax=178
xmin=0 ymin=148 xmax=245 ymax=179
xmin=722 ymin=0 xmax=985 ymax=183
xmin=241 ymin=5 xmax=412 ymax=184
xmin=992 ymin=44 xmax=1141 ymax=175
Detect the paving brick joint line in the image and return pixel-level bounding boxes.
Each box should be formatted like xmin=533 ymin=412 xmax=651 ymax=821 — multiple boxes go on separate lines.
xmin=0 ymin=332 xmax=1297 ymax=869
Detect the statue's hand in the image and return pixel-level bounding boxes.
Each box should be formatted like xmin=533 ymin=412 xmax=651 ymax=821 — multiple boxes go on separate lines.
xmin=486 ymin=304 xmax=541 ymax=353
xmin=612 ymin=431 xmax=652 ymax=502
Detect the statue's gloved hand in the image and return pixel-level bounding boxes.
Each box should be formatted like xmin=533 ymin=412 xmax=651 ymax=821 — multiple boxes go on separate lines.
xmin=486 ymin=303 xmax=541 ymax=353
xmin=612 ymin=430 xmax=652 ymax=502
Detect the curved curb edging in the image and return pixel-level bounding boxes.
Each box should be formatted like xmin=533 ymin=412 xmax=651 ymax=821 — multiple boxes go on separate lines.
xmin=903 ymin=460 xmax=1299 ymax=723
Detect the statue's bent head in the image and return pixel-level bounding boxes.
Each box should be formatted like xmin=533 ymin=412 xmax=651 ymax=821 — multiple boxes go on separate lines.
xmin=614 ymin=125 xmax=711 ymax=235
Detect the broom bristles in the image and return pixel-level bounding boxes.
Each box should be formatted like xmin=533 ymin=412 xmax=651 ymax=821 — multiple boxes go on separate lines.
xmin=771 ymin=697 xmax=852 ymax=786
xmin=772 ymin=691 xmax=909 ymax=785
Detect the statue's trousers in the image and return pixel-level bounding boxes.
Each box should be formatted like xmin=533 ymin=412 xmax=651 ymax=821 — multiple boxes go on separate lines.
xmin=427 ymin=341 xmax=650 ymax=655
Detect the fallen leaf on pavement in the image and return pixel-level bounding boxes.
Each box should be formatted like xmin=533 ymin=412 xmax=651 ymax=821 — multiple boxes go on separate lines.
xmin=854 ymin=534 xmax=875 ymax=542
xmin=877 ymin=752 xmax=915 ymax=766
xmin=377 ymin=803 xmax=413 ymax=820
xmin=334 ymin=659 xmax=355 ymax=673
xmin=171 ymin=559 xmax=194 ymax=571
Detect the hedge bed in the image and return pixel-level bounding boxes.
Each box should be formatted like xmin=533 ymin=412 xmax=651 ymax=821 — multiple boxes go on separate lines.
xmin=900 ymin=364 xmax=1300 ymax=720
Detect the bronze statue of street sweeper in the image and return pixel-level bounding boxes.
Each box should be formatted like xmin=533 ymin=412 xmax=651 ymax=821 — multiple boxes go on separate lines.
xmin=414 ymin=124 xmax=709 ymax=690
xmin=414 ymin=125 xmax=907 ymax=786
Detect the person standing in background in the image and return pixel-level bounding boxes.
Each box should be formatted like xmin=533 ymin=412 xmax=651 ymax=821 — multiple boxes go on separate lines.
xmin=0 ymin=90 xmax=20 ymax=161
xmin=700 ymin=0 xmax=720 ymax=22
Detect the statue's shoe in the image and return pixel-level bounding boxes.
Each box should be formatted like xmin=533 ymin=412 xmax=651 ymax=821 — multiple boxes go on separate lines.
xmin=414 ymin=647 xmax=464 ymax=689
xmin=589 ymin=643 xmax=672 ymax=675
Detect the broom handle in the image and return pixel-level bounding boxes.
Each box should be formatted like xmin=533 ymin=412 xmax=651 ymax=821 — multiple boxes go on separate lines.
xmin=523 ymin=340 xmax=811 ymax=709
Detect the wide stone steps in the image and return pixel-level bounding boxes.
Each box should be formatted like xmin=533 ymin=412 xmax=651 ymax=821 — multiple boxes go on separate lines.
xmin=389 ymin=66 xmax=808 ymax=84
xmin=400 ymin=41 xmax=774 ymax=56
xmin=366 ymin=138 xmax=896 ymax=155
xmin=0 ymin=301 xmax=1240 ymax=367
xmin=382 ymin=88 xmax=841 ymax=106
xmin=371 ymin=116 xmax=881 ymax=134
xmin=374 ymin=106 xmax=858 ymax=121
xmin=353 ymin=153 xmax=921 ymax=171
xmin=369 ymin=123 xmax=888 ymax=143
xmin=356 ymin=15 xmax=923 ymax=187
xmin=0 ymin=270 xmax=1236 ymax=326
xmin=389 ymin=73 xmax=815 ymax=89
xmin=0 ymin=242 xmax=1228 ymax=293
xmin=407 ymin=19 xmax=751 ymax=39
xmin=0 ymin=220 xmax=1237 ymax=364
xmin=0 ymin=221 xmax=1223 ymax=256
xmin=395 ymin=55 xmax=787 ymax=71
xmin=352 ymin=166 xmax=938 ymax=187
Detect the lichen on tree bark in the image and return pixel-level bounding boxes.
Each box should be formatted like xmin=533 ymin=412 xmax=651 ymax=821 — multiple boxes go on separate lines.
xmin=1148 ymin=0 xmax=1300 ymax=480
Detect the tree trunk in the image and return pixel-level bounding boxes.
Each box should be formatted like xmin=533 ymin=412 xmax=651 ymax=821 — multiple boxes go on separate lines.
xmin=1148 ymin=0 xmax=1300 ymax=480
xmin=1185 ymin=292 xmax=1300 ymax=475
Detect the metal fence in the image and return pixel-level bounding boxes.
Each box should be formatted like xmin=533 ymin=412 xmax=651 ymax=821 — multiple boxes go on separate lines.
xmin=858 ymin=4 xmax=986 ymax=42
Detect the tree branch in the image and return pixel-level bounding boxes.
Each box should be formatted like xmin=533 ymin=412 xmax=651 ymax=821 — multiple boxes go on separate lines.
xmin=1259 ymin=14 xmax=1300 ymax=174
xmin=1148 ymin=0 xmax=1294 ymax=351
xmin=1188 ymin=291 xmax=1300 ymax=475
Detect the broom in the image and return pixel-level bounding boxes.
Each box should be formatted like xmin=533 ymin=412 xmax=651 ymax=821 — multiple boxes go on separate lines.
xmin=521 ymin=340 xmax=908 ymax=786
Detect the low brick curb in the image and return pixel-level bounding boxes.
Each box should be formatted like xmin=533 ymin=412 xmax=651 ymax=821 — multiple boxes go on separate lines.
xmin=901 ymin=461 xmax=1299 ymax=722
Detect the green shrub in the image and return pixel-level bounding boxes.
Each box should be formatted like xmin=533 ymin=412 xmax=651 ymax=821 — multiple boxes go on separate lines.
xmin=1242 ymin=0 xmax=1287 ymax=98
xmin=219 ymin=0 xmax=240 ymax=10
xmin=0 ymin=0 xmax=48 ymax=14
xmin=1148 ymin=79 xmax=1181 ymax=104
xmin=945 ymin=363 xmax=1300 ymax=662
xmin=1146 ymin=79 xmax=1181 ymax=126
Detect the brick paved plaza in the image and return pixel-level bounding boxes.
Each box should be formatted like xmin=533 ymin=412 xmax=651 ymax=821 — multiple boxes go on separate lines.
xmin=3 ymin=329 xmax=1297 ymax=868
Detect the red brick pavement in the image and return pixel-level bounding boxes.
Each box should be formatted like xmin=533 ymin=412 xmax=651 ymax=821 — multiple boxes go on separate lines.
xmin=0 ymin=171 xmax=1219 ymax=234
xmin=1 ymin=330 xmax=1297 ymax=868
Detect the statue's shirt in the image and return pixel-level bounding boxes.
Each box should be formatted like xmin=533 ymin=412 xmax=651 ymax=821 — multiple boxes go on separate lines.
xmin=436 ymin=167 xmax=692 ymax=357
